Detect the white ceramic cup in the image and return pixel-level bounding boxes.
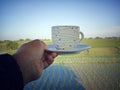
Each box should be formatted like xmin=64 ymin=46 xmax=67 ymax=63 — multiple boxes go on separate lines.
xmin=52 ymin=26 xmax=84 ymax=50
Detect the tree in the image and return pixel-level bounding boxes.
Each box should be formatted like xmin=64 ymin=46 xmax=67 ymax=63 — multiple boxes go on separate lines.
xmin=95 ymin=36 xmax=103 ymax=39
xmin=25 ymin=38 xmax=31 ymax=41
xmin=19 ymin=39 xmax=24 ymax=41
xmin=6 ymin=41 xmax=19 ymax=50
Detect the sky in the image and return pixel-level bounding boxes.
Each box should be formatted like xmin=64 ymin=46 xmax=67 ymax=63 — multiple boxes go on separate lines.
xmin=0 ymin=0 xmax=120 ymax=40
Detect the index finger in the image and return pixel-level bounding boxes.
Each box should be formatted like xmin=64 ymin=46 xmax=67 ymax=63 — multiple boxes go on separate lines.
xmin=44 ymin=50 xmax=58 ymax=59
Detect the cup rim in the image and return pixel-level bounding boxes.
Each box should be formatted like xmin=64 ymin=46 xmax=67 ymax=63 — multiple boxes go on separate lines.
xmin=52 ymin=25 xmax=79 ymax=28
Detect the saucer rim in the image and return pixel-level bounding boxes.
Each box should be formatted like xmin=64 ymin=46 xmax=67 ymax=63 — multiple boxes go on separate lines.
xmin=48 ymin=44 xmax=91 ymax=53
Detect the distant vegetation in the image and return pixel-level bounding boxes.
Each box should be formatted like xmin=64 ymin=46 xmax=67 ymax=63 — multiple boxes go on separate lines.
xmin=6 ymin=41 xmax=19 ymax=50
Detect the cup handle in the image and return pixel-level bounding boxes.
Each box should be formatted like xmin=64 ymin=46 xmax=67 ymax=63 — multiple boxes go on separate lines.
xmin=79 ymin=32 xmax=84 ymax=42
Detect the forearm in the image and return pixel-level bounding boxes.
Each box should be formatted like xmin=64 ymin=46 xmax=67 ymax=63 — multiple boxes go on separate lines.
xmin=0 ymin=54 xmax=24 ymax=90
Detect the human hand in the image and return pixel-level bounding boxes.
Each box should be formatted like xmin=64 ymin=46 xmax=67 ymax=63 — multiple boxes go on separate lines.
xmin=12 ymin=39 xmax=57 ymax=85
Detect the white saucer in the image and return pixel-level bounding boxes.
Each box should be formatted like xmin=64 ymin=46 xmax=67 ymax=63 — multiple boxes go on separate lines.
xmin=48 ymin=44 xmax=91 ymax=55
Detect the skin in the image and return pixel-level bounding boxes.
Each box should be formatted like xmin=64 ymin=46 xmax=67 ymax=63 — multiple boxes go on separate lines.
xmin=12 ymin=39 xmax=57 ymax=85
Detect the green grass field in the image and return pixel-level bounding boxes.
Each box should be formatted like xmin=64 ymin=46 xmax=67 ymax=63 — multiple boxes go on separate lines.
xmin=0 ymin=39 xmax=120 ymax=57
xmin=66 ymin=62 xmax=120 ymax=90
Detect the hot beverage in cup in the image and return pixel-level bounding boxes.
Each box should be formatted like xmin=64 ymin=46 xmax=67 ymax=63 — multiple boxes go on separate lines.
xmin=52 ymin=26 xmax=84 ymax=50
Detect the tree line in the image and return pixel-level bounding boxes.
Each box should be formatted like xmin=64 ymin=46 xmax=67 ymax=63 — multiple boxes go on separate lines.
xmin=87 ymin=36 xmax=120 ymax=39
xmin=0 ymin=36 xmax=120 ymax=42
xmin=0 ymin=37 xmax=120 ymax=51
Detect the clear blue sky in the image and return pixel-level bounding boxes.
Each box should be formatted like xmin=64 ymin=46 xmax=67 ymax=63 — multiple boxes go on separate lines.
xmin=0 ymin=0 xmax=120 ymax=40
